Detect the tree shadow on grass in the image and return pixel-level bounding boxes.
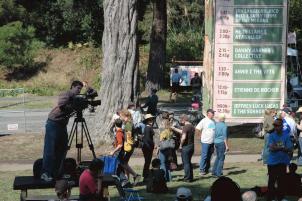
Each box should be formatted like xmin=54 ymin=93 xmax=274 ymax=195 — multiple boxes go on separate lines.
xmin=5 ymin=61 xmax=48 ymax=81
xmin=227 ymin=169 xmax=247 ymax=176
xmin=224 ymin=166 xmax=239 ymax=171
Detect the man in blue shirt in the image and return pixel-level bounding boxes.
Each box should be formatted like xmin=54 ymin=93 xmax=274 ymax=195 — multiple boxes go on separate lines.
xmin=170 ymin=68 xmax=182 ymax=102
xmin=267 ymin=118 xmax=293 ymax=201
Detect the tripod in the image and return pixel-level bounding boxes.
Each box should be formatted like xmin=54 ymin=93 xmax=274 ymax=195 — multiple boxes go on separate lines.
xmin=67 ymin=110 xmax=96 ymax=163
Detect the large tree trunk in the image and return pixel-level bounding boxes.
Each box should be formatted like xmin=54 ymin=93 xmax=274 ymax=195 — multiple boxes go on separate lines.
xmin=145 ymin=0 xmax=167 ymax=92
xmin=91 ymin=0 xmax=138 ymax=143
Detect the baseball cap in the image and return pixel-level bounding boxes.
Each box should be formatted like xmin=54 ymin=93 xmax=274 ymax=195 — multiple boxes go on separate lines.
xmin=176 ymin=187 xmax=192 ymax=199
xmin=127 ymin=101 xmax=135 ymax=108
xmin=207 ymin=109 xmax=216 ymax=114
xmin=282 ymin=107 xmax=291 ymax=114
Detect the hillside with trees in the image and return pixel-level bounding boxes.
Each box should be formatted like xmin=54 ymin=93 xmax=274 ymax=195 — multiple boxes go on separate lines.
xmin=0 ymin=0 xmax=301 ymax=141
xmin=1 ymin=0 xmax=300 ymax=94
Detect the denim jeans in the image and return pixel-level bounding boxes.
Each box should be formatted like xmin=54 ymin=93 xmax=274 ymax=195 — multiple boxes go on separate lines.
xmin=181 ymin=144 xmax=194 ymax=181
xmin=42 ymin=119 xmax=68 ymax=178
xmin=297 ymin=137 xmax=302 ymax=165
xmin=158 ymin=149 xmax=171 ymax=181
xmin=199 ymin=142 xmax=214 ymax=173
xmin=212 ymin=142 xmax=226 ymax=176
xmin=142 ymin=145 xmax=154 ymax=178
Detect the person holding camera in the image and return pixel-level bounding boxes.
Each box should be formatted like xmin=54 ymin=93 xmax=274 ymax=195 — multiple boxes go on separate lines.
xmin=41 ymin=80 xmax=84 ymax=182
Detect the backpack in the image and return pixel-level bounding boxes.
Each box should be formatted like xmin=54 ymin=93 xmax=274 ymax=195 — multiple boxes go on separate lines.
xmin=124 ymin=122 xmax=134 ymax=152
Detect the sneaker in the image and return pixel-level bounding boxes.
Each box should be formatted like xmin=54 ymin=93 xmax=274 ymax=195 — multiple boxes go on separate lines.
xmin=199 ymin=171 xmax=207 ymax=176
xmin=41 ymin=173 xmax=53 ymax=182
xmin=133 ymin=174 xmax=141 ymax=186
xmin=62 ymin=174 xmax=71 ymax=179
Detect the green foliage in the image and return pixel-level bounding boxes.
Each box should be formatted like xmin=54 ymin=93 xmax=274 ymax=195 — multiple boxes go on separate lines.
xmin=137 ymin=0 xmax=152 ymax=43
xmin=0 ymin=0 xmax=26 ymax=26
xmin=18 ymin=0 xmax=103 ymax=46
xmin=168 ymin=0 xmax=204 ymax=31
xmin=167 ymin=28 xmax=204 ymax=61
xmin=166 ymin=0 xmax=204 ymax=61
xmin=0 ymin=21 xmax=43 ymax=70
xmin=288 ymin=0 xmax=302 ymax=51
xmin=138 ymin=0 xmax=204 ymax=61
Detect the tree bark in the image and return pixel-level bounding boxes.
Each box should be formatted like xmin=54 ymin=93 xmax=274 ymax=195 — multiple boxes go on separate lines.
xmin=202 ymin=0 xmax=214 ymax=112
xmin=145 ymin=0 xmax=167 ymax=92
xmin=91 ymin=0 xmax=138 ymax=143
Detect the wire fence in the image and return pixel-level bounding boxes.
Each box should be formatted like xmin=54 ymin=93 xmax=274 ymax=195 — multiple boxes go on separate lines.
xmin=0 ymin=88 xmax=26 ymax=135
xmin=0 ymin=89 xmax=98 ymax=135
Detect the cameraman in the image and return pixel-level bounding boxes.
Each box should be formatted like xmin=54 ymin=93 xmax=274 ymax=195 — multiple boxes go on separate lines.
xmin=41 ymin=80 xmax=84 ymax=182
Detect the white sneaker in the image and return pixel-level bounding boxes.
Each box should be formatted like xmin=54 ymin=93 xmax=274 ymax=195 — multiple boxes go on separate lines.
xmin=41 ymin=173 xmax=53 ymax=182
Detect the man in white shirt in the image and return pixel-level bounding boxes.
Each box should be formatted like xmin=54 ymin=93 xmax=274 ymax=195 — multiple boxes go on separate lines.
xmin=281 ymin=108 xmax=296 ymax=137
xmin=196 ymin=109 xmax=216 ymax=175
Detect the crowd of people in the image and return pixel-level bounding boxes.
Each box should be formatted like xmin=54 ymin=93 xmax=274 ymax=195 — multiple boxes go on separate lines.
xmin=39 ymin=80 xmax=302 ymax=201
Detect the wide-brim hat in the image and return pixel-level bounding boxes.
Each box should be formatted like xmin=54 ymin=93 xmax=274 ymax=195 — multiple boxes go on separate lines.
xmin=297 ymin=107 xmax=302 ymax=113
xmin=144 ymin=114 xmax=155 ymax=121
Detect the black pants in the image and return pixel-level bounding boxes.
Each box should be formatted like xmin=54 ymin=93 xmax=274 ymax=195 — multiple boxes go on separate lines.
xmin=267 ymin=164 xmax=287 ymax=201
xmin=181 ymin=144 xmax=194 ymax=181
xmin=142 ymin=145 xmax=154 ymax=178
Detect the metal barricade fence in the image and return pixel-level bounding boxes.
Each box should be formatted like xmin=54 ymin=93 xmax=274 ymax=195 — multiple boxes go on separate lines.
xmin=0 ymin=88 xmax=26 ymax=135
xmin=0 ymin=89 xmax=97 ymax=135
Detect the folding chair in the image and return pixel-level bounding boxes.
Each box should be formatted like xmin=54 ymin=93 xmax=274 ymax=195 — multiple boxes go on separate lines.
xmin=111 ymin=175 xmax=144 ymax=201
xmin=123 ymin=188 xmax=144 ymax=201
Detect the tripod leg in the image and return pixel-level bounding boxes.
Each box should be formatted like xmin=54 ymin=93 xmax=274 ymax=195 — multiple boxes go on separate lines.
xmin=82 ymin=120 xmax=96 ymax=158
xmin=58 ymin=120 xmax=77 ymax=178
xmin=76 ymin=122 xmax=83 ymax=163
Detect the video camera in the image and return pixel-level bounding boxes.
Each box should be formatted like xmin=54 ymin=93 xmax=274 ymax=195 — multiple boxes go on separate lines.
xmin=73 ymin=88 xmax=101 ymax=112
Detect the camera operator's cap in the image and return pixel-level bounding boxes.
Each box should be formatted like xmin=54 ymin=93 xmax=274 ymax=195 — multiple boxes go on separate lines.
xmin=176 ymin=187 xmax=192 ymax=198
xmin=207 ymin=109 xmax=216 ymax=114
xmin=296 ymin=107 xmax=302 ymax=113
xmin=144 ymin=114 xmax=155 ymax=120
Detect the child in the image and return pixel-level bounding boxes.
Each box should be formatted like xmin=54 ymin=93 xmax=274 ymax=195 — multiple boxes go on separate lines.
xmin=279 ymin=163 xmax=302 ymax=197
xmin=146 ymin=158 xmax=168 ymax=193
xmin=55 ymin=179 xmax=73 ymax=201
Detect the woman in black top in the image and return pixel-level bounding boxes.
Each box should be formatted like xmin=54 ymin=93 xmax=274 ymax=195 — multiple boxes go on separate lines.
xmin=172 ymin=114 xmax=195 ymax=182
xmin=142 ymin=114 xmax=155 ymax=181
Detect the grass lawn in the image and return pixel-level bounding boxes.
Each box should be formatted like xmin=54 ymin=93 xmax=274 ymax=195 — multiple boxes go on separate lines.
xmin=0 ymin=133 xmax=264 ymax=161
xmin=3 ymin=163 xmax=301 ymax=201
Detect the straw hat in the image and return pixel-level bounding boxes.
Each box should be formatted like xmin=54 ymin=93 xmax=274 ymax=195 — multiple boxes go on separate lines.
xmin=218 ymin=113 xmax=225 ymax=119
xmin=296 ymin=107 xmax=302 ymax=113
xmin=144 ymin=114 xmax=155 ymax=120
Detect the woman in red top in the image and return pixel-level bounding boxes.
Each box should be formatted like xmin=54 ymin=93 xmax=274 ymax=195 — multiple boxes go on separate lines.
xmin=79 ymin=158 xmax=104 ymax=201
